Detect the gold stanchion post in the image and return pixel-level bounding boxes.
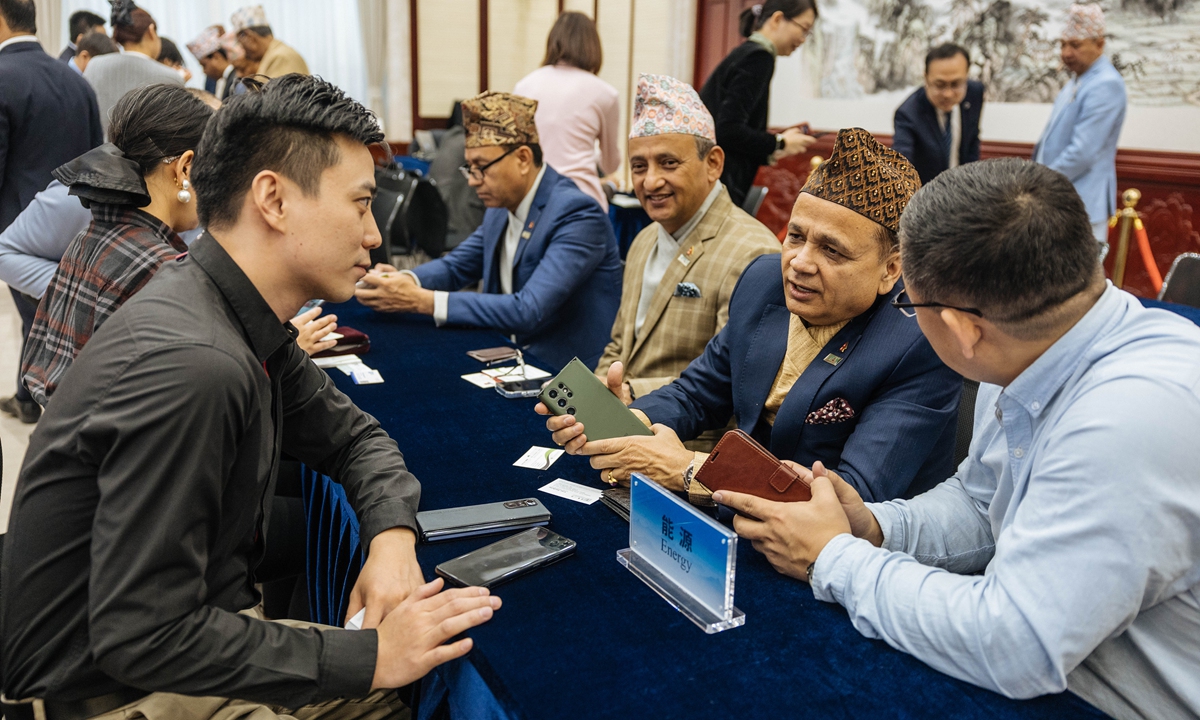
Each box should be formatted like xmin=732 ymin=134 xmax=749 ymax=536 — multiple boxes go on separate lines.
xmin=1112 ymin=188 xmax=1141 ymax=289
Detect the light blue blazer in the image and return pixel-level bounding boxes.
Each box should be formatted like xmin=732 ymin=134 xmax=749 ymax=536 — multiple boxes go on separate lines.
xmin=1033 ymin=56 xmax=1127 ymax=223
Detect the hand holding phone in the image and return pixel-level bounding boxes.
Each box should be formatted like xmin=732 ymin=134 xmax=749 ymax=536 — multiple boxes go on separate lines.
xmin=536 ymin=359 xmax=652 ymax=443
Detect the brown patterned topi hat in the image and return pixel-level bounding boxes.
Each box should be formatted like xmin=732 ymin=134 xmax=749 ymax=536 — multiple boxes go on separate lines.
xmin=801 ymin=128 xmax=921 ymax=233
xmin=462 ymin=91 xmax=540 ymax=149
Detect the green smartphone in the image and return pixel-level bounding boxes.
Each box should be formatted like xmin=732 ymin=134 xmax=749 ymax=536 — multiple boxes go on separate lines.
xmin=538 ymin=358 xmax=653 ymax=441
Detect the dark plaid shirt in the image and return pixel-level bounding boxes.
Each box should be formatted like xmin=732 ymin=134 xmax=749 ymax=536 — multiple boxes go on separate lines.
xmin=20 ymin=204 xmax=186 ymax=405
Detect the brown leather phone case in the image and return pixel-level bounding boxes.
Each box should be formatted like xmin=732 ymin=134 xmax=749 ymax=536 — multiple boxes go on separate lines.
xmin=693 ymin=429 xmax=811 ymax=502
xmin=467 ymin=346 xmax=519 ymax=363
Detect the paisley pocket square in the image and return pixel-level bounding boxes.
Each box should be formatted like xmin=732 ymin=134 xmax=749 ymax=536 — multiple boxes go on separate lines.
xmin=674 ymin=282 xmax=701 ymax=298
xmin=806 ymin=397 xmax=856 ymax=425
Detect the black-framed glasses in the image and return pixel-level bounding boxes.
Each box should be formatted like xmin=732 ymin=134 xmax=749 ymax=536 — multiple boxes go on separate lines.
xmin=891 ymin=289 xmax=982 ymax=318
xmin=459 ymin=146 xmax=519 ymax=182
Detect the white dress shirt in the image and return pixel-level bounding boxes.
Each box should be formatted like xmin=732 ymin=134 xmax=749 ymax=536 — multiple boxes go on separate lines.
xmin=936 ymin=105 xmax=962 ymax=169
xmin=634 ymin=182 xmax=723 ymax=336
xmin=422 ymin=165 xmax=547 ymax=326
xmin=215 ymin=63 xmax=235 ymax=99
xmin=0 ymin=35 xmax=39 ymax=52
xmin=811 ymin=285 xmax=1200 ymax=719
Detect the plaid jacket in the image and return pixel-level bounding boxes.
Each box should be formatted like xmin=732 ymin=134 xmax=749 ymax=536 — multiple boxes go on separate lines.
xmin=597 ymin=186 xmax=779 ymax=399
xmin=21 ymin=204 xmax=186 ymax=405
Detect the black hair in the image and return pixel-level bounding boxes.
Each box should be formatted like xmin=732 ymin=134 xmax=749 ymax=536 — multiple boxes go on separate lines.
xmin=925 ymin=43 xmax=970 ymax=73
xmin=695 ymin=136 xmax=716 ymax=159
xmin=0 ymin=0 xmax=35 ymax=33
xmin=739 ymin=0 xmax=817 ymax=38
xmin=899 ymin=158 xmax=1101 ymax=338
xmin=77 ymin=30 xmax=118 ymax=56
xmin=191 ymin=75 xmax=385 ymax=230
xmin=108 ymin=84 xmax=214 ymax=175
xmin=157 ymin=36 xmax=183 ymax=65
xmin=246 ymin=24 xmax=272 ymax=37
xmin=69 ymin=9 xmax=104 ymax=41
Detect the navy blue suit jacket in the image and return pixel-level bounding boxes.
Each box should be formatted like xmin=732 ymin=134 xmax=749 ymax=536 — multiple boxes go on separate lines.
xmin=633 ymin=255 xmax=961 ymax=501
xmin=892 ymin=80 xmax=984 ymax=186
xmin=0 ymin=41 xmax=102 ymax=233
xmin=412 ymin=166 xmax=622 ymax=370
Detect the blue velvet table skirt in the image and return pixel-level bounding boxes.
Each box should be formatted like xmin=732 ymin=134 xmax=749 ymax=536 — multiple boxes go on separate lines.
xmin=296 ymin=296 xmax=1199 ymax=718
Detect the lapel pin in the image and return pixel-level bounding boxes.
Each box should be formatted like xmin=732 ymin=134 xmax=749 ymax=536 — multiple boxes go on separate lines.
xmin=521 ymin=231 xmax=531 ymax=239
xmin=686 ymin=246 xmax=695 ymax=257
xmin=824 ymin=353 xmax=843 ymax=367
xmin=839 ymin=342 xmax=848 ymax=352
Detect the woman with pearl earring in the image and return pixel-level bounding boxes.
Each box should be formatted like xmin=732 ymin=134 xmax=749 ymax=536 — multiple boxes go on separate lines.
xmin=20 ymin=84 xmax=213 ymax=406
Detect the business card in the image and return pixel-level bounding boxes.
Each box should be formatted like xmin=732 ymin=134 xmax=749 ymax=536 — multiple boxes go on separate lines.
xmin=513 ymin=445 xmax=564 ymax=471
xmin=539 ymin=478 xmax=603 ymax=505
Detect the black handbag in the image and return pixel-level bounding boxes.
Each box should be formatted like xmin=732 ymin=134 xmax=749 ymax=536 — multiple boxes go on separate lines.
xmin=370 ymin=165 xmax=449 ymax=265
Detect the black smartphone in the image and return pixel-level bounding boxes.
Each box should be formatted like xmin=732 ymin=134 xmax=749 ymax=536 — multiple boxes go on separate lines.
xmin=436 ymin=527 xmax=576 ymax=588
xmin=416 ymin=498 xmax=551 ymax=542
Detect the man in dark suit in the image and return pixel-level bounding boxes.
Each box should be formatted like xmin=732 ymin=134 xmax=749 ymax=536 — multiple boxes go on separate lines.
xmin=892 ymin=43 xmax=984 ymax=186
xmin=544 ymin=129 xmax=962 ymax=503
xmin=57 ymin=8 xmax=105 ymax=63
xmin=0 ymin=0 xmax=103 ymax=423
xmin=356 ymin=91 xmax=622 ymax=370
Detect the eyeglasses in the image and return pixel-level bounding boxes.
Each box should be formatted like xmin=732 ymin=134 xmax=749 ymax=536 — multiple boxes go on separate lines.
xmin=788 ymin=17 xmax=814 ymax=38
xmin=891 ymin=289 xmax=982 ymax=318
xmin=459 ymin=146 xmax=519 ymax=182
xmin=928 ymin=79 xmax=968 ymax=93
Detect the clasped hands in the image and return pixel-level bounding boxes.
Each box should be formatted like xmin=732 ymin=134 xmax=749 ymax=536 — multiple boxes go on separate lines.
xmin=355 ymin=263 xmax=435 ymax=315
xmin=535 ymin=362 xmax=883 ymax=582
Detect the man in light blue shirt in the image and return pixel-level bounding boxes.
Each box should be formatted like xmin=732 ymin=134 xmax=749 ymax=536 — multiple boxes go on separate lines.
xmin=714 ymin=159 xmax=1200 ymax=720
xmin=0 ymin=180 xmax=91 ymax=299
xmin=1034 ymin=3 xmax=1126 ymax=249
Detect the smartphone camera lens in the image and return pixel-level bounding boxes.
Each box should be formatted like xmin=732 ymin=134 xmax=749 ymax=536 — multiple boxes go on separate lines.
xmin=548 ymin=389 xmax=558 ymax=399
xmin=557 ymin=398 xmax=567 ymax=408
xmin=557 ymin=383 xmax=565 ymax=389
xmin=567 ymin=406 xmax=576 ymax=415
xmin=567 ymin=391 xmax=573 ymax=398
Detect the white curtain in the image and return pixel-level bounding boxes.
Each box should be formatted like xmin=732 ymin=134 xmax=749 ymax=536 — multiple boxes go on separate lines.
xmin=60 ymin=0 xmax=369 ymax=109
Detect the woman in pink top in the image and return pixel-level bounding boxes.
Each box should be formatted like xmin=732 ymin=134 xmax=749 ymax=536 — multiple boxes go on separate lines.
xmin=514 ymin=12 xmax=621 ymax=210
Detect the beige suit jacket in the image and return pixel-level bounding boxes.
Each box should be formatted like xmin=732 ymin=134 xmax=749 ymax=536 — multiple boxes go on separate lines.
xmin=597 ymin=186 xmax=779 ymax=399
xmin=259 ymin=38 xmax=309 ymax=79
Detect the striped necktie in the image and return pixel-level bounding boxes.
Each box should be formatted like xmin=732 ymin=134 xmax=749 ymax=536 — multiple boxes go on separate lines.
xmin=942 ymin=113 xmax=953 ymax=161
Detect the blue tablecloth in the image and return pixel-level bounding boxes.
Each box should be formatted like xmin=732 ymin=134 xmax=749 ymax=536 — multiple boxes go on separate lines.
xmin=302 ymin=299 xmax=1120 ymax=719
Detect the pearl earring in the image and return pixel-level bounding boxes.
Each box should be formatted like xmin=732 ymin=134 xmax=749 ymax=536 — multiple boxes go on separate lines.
xmin=177 ymin=179 xmax=192 ymax=204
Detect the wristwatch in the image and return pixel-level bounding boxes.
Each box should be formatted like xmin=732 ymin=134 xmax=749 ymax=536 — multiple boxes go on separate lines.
xmin=805 ymin=560 xmax=816 ymax=584
xmin=775 ymin=133 xmax=786 ymax=153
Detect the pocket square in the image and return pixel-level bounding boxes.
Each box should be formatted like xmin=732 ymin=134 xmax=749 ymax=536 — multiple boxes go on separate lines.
xmin=806 ymin=397 xmax=856 ymax=425
xmin=674 ymin=282 xmax=702 ymax=298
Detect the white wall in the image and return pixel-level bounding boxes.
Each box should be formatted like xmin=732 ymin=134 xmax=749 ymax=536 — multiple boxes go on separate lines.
xmin=768 ymin=52 xmax=1200 ymax=153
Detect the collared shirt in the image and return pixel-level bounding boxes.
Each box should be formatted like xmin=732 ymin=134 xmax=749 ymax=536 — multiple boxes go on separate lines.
xmin=428 ymin=165 xmax=547 ymax=326
xmin=936 ymin=104 xmax=962 ymax=169
xmin=215 ymin=62 xmax=235 ymax=99
xmin=759 ymin=314 xmax=848 ymax=426
xmin=68 ymin=55 xmax=82 ymax=75
xmin=635 ymin=181 xmax=722 ymax=336
xmin=20 ymin=204 xmax=187 ymax=405
xmin=2 ymin=233 xmax=419 ymax=704
xmin=0 ymin=35 xmax=38 ymax=53
xmin=747 ymin=31 xmax=777 ymax=57
xmin=811 ymin=284 xmax=1200 ymax=719
xmin=0 ymin=179 xmax=92 ymax=298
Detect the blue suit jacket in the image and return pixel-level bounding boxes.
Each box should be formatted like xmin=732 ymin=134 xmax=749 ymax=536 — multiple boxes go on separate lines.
xmin=412 ymin=166 xmax=622 ymax=370
xmin=632 ymin=255 xmax=961 ymax=502
xmin=0 ymin=41 xmax=102 ymax=233
xmin=892 ymin=80 xmax=984 ymax=186
xmin=1034 ymin=56 xmax=1127 ymax=223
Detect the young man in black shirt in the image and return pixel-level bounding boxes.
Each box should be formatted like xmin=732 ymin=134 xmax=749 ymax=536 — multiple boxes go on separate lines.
xmin=2 ymin=74 xmax=500 ymax=719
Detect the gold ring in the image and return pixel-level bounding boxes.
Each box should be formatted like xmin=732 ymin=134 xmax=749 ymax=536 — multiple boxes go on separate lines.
xmin=607 ymin=470 xmax=617 ymax=485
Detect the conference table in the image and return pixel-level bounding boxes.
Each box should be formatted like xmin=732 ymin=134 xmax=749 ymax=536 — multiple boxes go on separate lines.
xmin=299 ymin=297 xmax=1135 ymax=720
